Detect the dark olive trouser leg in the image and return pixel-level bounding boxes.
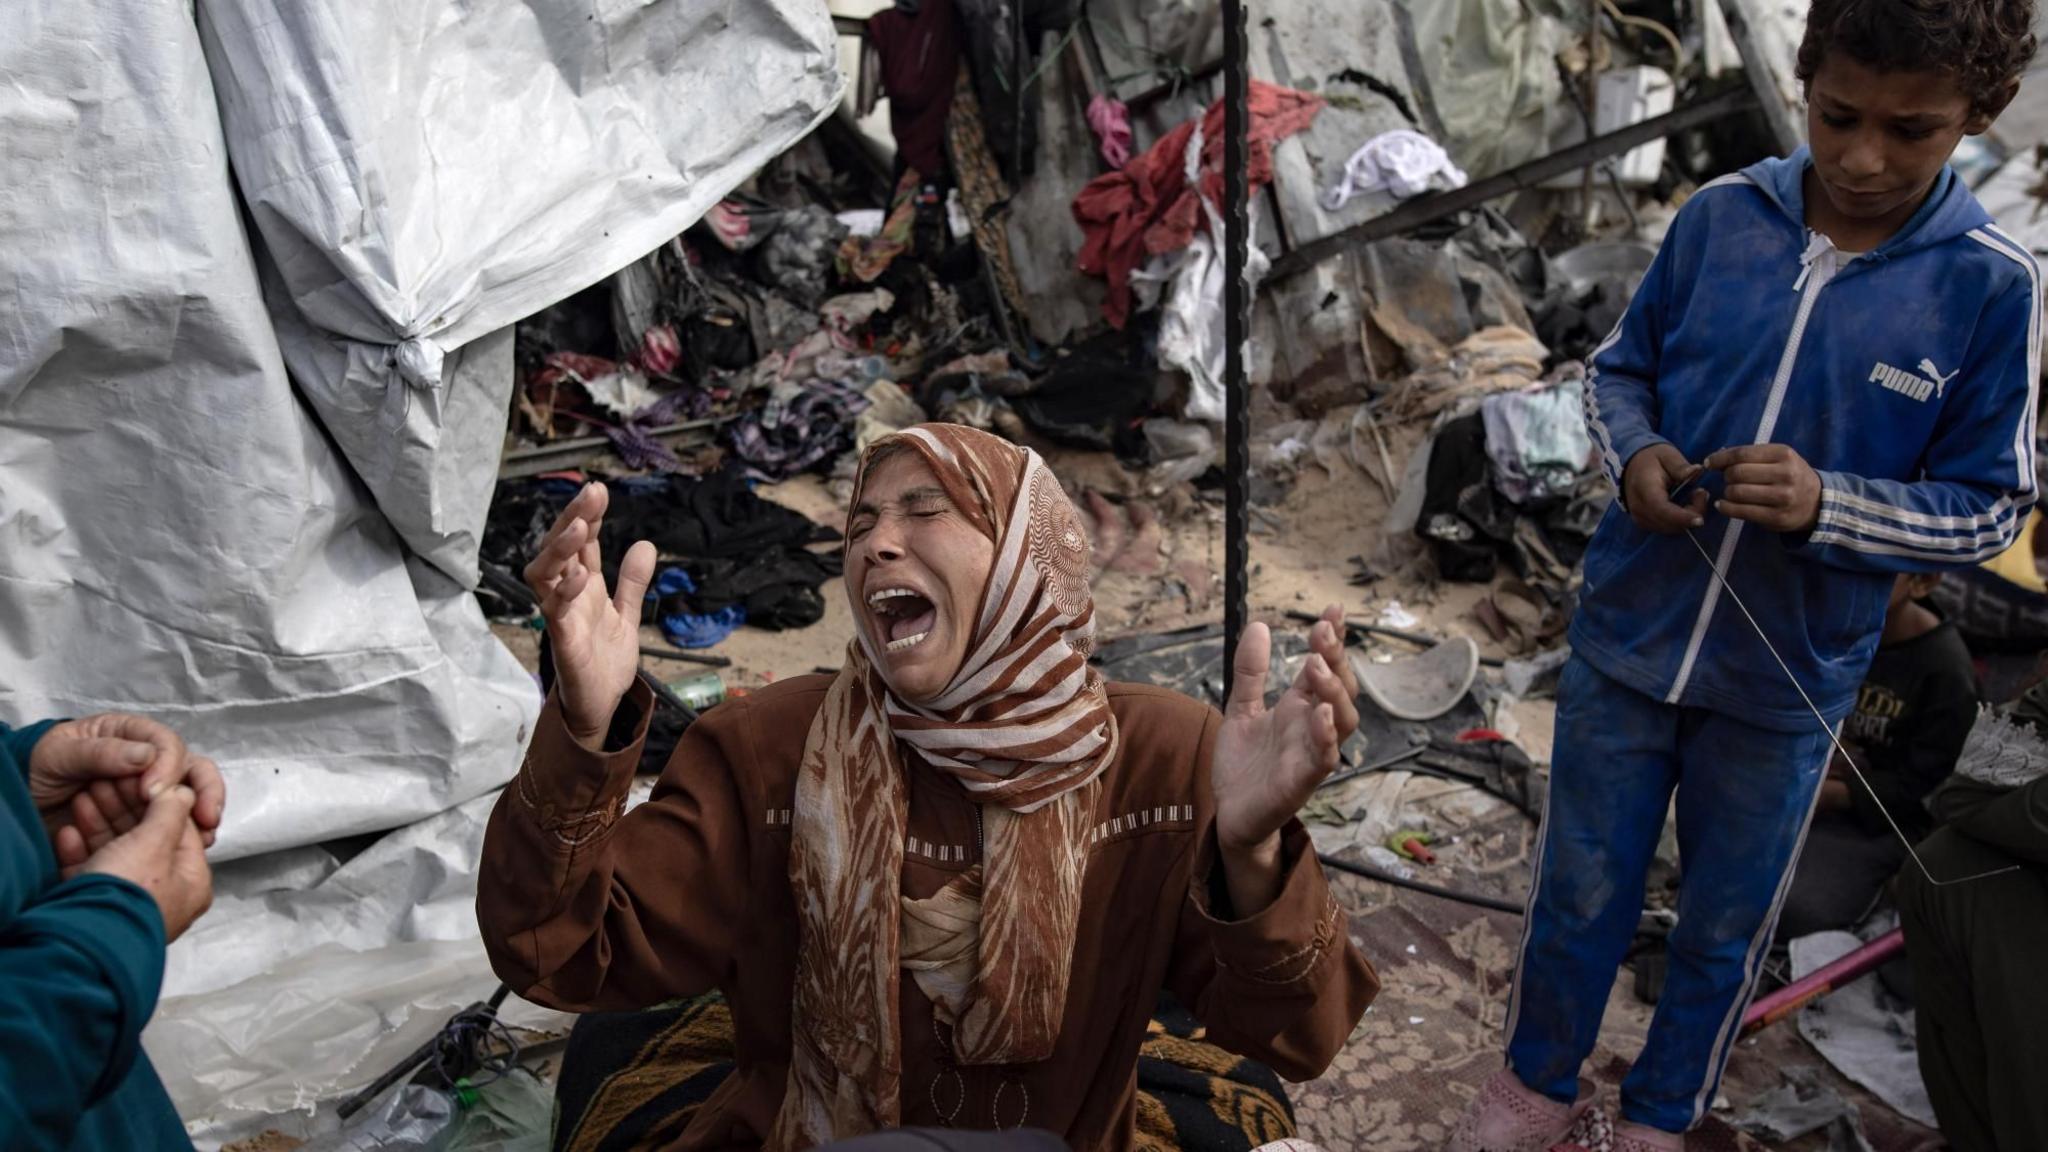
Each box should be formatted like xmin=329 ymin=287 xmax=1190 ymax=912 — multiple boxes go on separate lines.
xmin=1897 ymin=831 xmax=2048 ymax=1152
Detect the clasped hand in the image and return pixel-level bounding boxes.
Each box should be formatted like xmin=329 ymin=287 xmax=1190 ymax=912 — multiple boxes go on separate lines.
xmin=28 ymin=713 xmax=222 ymax=942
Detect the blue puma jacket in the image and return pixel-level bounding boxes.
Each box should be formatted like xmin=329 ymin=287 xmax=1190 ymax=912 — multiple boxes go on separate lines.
xmin=1572 ymin=149 xmax=2040 ymax=730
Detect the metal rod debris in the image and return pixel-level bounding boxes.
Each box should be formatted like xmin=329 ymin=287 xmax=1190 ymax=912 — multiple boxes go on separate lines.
xmin=638 ymin=645 xmax=733 ymax=669
xmin=1269 ymin=86 xmax=1758 ymax=278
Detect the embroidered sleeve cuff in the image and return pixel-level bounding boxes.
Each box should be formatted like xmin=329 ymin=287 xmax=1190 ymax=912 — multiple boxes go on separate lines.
xmin=513 ymin=682 xmax=651 ymax=846
xmin=1196 ymin=821 xmax=1342 ymax=987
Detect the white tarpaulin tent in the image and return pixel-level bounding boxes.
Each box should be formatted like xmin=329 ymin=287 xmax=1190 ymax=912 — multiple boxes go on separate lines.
xmin=1 ymin=0 xmax=840 ymax=1141
xmin=2 ymin=0 xmax=841 ymax=862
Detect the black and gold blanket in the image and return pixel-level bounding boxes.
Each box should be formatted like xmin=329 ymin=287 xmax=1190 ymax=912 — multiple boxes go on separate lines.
xmin=550 ymin=993 xmax=1295 ymax=1152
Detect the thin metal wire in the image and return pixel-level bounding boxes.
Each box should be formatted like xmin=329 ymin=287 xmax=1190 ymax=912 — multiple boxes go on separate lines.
xmin=1665 ymin=473 xmax=2020 ymax=887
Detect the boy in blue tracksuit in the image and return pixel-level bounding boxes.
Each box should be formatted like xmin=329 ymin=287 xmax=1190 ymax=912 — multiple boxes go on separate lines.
xmin=1451 ymin=2 xmax=2042 ymax=1149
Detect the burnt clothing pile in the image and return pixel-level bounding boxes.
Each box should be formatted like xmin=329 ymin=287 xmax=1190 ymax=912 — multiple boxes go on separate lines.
xmin=1534 ymin=279 xmax=1633 ymax=369
xmin=1416 ymin=370 xmax=1609 ymax=650
xmin=988 ymin=322 xmax=1160 ymax=456
xmin=503 ymin=92 xmax=1009 ymax=484
xmin=480 ymin=466 xmax=842 ymax=647
xmin=657 ymin=549 xmax=844 ymax=639
xmin=597 ymin=467 xmax=836 ymax=570
xmin=728 ymin=377 xmax=873 ymax=481
xmin=503 ymin=2 xmax=1351 ymax=496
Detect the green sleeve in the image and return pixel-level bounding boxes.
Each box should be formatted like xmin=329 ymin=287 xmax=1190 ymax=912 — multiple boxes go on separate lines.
xmin=1 ymin=720 xmax=60 ymax=782
xmin=0 ymin=874 xmax=168 ymax=1148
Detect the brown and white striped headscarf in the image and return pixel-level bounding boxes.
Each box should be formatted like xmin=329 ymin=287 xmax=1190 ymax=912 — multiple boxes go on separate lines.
xmin=770 ymin=424 xmax=1119 ymax=1148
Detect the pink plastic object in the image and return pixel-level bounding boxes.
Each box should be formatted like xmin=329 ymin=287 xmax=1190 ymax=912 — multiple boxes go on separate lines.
xmin=1086 ymin=94 xmax=1133 ymax=170
xmin=1741 ymin=927 xmax=1906 ymax=1036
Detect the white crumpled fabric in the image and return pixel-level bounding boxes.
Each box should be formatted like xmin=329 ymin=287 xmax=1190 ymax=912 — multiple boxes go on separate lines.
xmin=1791 ymin=929 xmax=1938 ymax=1129
xmin=1323 ymin=129 xmax=1469 ymax=209
xmin=1156 ymin=123 xmax=1271 ymax=424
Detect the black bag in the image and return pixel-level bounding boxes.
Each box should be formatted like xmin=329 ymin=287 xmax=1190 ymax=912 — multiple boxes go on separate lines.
xmin=1418 ymin=413 xmax=1505 ymax=583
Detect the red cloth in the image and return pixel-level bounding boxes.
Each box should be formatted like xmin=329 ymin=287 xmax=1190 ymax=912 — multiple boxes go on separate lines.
xmin=1072 ymin=81 xmax=1322 ymax=329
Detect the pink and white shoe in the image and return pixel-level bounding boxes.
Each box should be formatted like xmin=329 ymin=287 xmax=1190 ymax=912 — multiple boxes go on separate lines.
xmin=1611 ymin=1120 xmax=1684 ymax=1151
xmin=1447 ymin=1068 xmax=1595 ymax=1152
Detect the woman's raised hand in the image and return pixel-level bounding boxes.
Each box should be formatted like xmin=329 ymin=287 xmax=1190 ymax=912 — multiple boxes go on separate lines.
xmin=524 ymin=483 xmax=658 ymax=746
xmin=1211 ymin=605 xmax=1361 ymax=857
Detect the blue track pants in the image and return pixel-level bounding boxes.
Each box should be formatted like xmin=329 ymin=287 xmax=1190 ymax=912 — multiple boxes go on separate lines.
xmin=1504 ymin=656 xmax=1834 ymax=1133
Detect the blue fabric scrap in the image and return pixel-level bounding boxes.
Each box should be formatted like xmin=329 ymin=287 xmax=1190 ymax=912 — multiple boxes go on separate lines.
xmin=650 ymin=568 xmax=747 ymax=648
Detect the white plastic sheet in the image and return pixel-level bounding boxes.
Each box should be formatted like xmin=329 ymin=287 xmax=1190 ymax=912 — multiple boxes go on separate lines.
xmin=152 ymin=937 xmax=569 ymax=1149
xmin=197 ymin=0 xmax=842 ymax=582
xmin=0 ymin=0 xmax=843 ymax=860
xmin=1409 ymin=0 xmax=1573 ymax=177
xmin=6 ymin=0 xmax=839 ymax=1136
xmin=145 ymin=784 xmax=643 ymax=1146
xmin=1790 ymin=929 xmax=1938 ymax=1129
xmin=0 ymin=0 xmax=521 ymax=863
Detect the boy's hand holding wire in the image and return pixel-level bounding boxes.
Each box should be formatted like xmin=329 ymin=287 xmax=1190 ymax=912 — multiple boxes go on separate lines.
xmin=1704 ymin=444 xmax=1824 ymax=533
xmin=1623 ymin=444 xmax=1709 ymax=534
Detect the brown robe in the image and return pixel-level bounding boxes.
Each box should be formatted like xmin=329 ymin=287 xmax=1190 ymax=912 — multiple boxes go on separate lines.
xmin=478 ymin=674 xmax=1378 ymax=1151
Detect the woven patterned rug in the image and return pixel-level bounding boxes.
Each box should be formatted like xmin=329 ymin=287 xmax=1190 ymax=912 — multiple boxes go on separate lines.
xmin=1290 ymin=876 xmax=1758 ymax=1151
xmin=1295 ymin=857 xmax=1938 ymax=1152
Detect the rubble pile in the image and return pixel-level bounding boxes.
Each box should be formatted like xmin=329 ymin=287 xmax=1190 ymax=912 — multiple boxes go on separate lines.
xmin=485 ymin=0 xmax=1800 ymax=660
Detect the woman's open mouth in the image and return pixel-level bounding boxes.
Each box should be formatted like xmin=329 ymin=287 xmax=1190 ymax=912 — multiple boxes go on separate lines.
xmin=868 ymin=586 xmax=938 ymax=652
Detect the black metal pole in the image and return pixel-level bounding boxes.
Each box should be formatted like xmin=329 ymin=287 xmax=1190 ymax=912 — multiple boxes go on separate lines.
xmin=1220 ymin=0 xmax=1251 ymax=699
xmin=1318 ymin=853 xmax=1526 ymax=916
xmin=1011 ymin=0 xmax=1025 ymax=179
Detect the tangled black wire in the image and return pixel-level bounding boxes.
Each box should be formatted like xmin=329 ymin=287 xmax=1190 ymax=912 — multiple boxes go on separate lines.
xmin=427 ymin=996 xmax=525 ymax=1092
xmin=336 ymin=987 xmax=527 ymax=1120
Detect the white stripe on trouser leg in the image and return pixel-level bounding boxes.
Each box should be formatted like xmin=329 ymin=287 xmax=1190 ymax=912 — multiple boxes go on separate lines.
xmin=1501 ymin=771 xmax=1556 ymax=1054
xmin=1686 ymin=734 xmax=1833 ymax=1126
